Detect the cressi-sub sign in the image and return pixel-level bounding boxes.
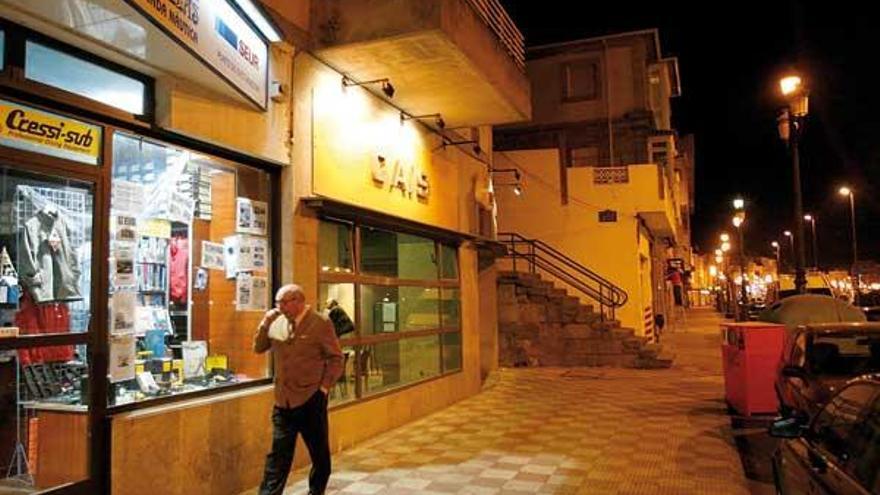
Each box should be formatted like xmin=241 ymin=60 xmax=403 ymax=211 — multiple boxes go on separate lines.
xmin=0 ymin=100 xmax=102 ymax=165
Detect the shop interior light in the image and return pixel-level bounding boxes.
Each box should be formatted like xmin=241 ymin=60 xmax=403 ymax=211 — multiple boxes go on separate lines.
xmin=513 ymin=184 xmax=523 ymax=196
xmin=234 ymin=0 xmax=282 ymax=42
xmin=342 ymin=76 xmax=395 ymax=98
xmin=400 ymin=112 xmax=445 ymax=130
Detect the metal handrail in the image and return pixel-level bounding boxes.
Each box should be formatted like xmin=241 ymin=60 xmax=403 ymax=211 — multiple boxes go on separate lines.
xmin=498 ymin=232 xmax=629 ymax=320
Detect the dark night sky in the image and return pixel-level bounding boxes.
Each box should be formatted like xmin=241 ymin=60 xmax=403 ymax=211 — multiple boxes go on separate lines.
xmin=498 ymin=1 xmax=880 ymax=269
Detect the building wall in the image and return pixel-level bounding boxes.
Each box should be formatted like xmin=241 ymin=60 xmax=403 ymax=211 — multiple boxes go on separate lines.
xmin=494 ymin=149 xmax=651 ymax=334
xmin=155 ymin=42 xmax=294 ymax=166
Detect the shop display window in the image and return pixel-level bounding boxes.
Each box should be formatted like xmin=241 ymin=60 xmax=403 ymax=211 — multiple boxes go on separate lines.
xmin=107 ymin=132 xmax=272 ymax=407
xmin=0 ymin=164 xmax=92 ymax=493
xmin=318 ymin=219 xmax=462 ymax=404
xmin=0 ymin=166 xmax=93 ymax=335
xmin=24 ymin=41 xmax=147 ymax=116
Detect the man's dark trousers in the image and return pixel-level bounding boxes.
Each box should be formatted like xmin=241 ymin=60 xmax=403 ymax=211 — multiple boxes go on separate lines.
xmin=259 ymin=391 xmax=330 ymax=495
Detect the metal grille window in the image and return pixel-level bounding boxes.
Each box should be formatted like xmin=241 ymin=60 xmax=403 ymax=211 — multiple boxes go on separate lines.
xmin=593 ymin=166 xmax=629 ymax=185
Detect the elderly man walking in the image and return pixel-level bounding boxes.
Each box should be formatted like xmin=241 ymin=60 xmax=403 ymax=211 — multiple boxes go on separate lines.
xmin=254 ymin=284 xmax=344 ymax=495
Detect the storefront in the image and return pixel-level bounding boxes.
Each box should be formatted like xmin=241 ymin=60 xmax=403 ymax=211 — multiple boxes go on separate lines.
xmin=0 ymin=2 xmax=499 ymax=494
xmin=0 ymin=3 xmax=287 ymax=493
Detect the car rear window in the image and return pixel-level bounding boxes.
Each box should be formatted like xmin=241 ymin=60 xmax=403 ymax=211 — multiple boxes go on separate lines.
xmin=810 ymin=334 xmax=880 ymax=375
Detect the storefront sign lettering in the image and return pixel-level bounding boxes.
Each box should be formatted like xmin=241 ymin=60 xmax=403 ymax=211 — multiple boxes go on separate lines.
xmin=372 ymin=155 xmax=430 ymax=199
xmin=0 ymin=99 xmax=102 ymax=165
xmin=126 ymin=0 xmax=268 ymax=109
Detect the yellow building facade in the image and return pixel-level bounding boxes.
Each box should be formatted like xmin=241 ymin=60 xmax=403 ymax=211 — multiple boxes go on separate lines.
xmin=0 ymin=0 xmax=529 ymax=494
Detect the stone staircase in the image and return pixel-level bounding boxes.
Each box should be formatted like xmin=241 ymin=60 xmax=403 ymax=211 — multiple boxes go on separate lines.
xmin=497 ymin=270 xmax=674 ymax=369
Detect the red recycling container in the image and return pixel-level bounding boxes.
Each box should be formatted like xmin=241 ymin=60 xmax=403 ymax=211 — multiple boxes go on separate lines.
xmin=720 ymin=322 xmax=785 ymax=416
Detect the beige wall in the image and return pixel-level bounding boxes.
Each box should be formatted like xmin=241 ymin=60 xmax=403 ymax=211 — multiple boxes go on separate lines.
xmin=527 ymin=43 xmax=644 ymax=126
xmin=155 ymin=43 xmax=294 ymax=165
xmin=494 ymin=149 xmax=651 ymax=333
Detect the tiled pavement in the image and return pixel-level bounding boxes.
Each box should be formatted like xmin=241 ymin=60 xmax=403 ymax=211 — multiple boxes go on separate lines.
xmin=246 ymin=308 xmax=768 ymax=495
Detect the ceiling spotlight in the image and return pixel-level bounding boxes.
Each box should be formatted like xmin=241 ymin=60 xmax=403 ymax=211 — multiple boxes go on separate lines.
xmin=513 ymin=184 xmax=522 ymax=196
xmin=342 ymin=76 xmax=395 ymax=99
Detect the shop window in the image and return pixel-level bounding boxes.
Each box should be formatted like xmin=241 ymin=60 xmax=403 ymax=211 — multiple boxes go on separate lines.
xmin=25 ymin=41 xmax=147 ymax=115
xmin=0 ymin=163 xmax=93 ymax=491
xmin=318 ymin=221 xmax=353 ymax=273
xmin=439 ymin=244 xmax=458 ymax=280
xmin=107 ymin=132 xmax=272 ymax=407
xmin=0 ymin=344 xmax=91 ymax=490
xmin=442 ymin=332 xmax=462 ymax=372
xmin=363 ymin=335 xmax=440 ymax=395
xmin=441 ymin=288 xmax=461 ymax=330
xmin=319 ymin=219 xmax=462 ymax=405
xmin=360 ymin=228 xmax=438 ymax=280
xmin=0 ymin=30 xmax=5 ymax=71
xmin=0 ymin=166 xmax=94 ymax=335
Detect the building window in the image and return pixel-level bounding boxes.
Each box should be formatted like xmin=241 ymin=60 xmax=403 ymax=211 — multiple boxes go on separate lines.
xmin=318 ymin=219 xmax=461 ymax=404
xmin=25 ymin=40 xmax=148 ymax=116
xmin=107 ymin=132 xmax=273 ymax=407
xmin=598 ymin=209 xmax=618 ymax=223
xmin=569 ymin=146 xmax=600 ymax=168
xmin=562 ymin=59 xmax=599 ymax=101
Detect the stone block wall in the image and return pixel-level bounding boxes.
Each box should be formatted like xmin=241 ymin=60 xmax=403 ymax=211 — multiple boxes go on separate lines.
xmin=497 ymin=271 xmax=673 ymax=369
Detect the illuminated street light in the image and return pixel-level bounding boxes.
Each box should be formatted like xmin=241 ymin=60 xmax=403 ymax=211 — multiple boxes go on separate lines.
xmin=733 ymin=198 xmax=745 ymax=210
xmin=771 ymin=241 xmax=781 ymax=273
xmin=721 ymin=242 xmax=731 ymax=252
xmin=732 ymin=214 xmax=747 ymax=320
xmin=839 ymin=186 xmax=859 ymax=301
xmin=777 ymin=72 xmax=809 ymax=293
xmin=720 ymin=233 xmax=730 ymax=243
xmin=803 ymin=213 xmax=819 ymax=269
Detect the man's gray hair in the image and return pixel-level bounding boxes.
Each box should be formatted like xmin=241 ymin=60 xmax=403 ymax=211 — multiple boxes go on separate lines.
xmin=275 ymin=284 xmax=305 ymax=302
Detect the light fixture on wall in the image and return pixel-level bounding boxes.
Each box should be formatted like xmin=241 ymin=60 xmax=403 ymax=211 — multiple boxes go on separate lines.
xmin=400 ymin=112 xmax=445 ymax=130
xmin=442 ymin=138 xmax=481 ymax=155
xmin=342 ymin=76 xmax=395 ymax=98
xmin=491 ymin=168 xmax=523 ymax=196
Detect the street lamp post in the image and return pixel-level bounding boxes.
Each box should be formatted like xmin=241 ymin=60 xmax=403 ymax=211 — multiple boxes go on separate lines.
xmin=771 ymin=241 xmax=781 ymax=272
xmin=778 ymin=75 xmax=809 ymax=294
xmin=732 ymin=215 xmax=747 ymax=321
xmin=839 ymin=186 xmax=859 ymax=302
xmin=783 ymin=230 xmax=795 ymax=270
xmin=803 ymin=214 xmax=818 ymax=269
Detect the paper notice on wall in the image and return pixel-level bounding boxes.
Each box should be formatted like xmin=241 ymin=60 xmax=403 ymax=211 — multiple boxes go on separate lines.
xmin=113 ymin=242 xmax=136 ymax=288
xmin=235 ymin=272 xmax=253 ymax=311
xmin=111 ymin=291 xmax=137 ymax=334
xmin=250 ymin=237 xmax=268 ymax=271
xmin=109 ymin=333 xmax=136 ymax=383
xmin=236 ymin=197 xmax=268 ymax=235
xmin=181 ymin=341 xmax=208 ymax=378
xmin=111 ymin=180 xmax=145 ymax=215
xmin=115 ymin=215 xmax=138 ymax=243
xmin=138 ymin=218 xmax=171 ymax=239
xmin=201 ymin=241 xmax=225 ymax=270
xmin=251 ymin=275 xmax=268 ymax=311
xmin=167 ymin=190 xmax=194 ymax=224
xmin=224 ymin=235 xmax=239 ymax=279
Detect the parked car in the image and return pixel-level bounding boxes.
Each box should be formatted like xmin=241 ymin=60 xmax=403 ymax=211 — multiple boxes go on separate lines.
xmin=770 ymin=375 xmax=880 ymax=494
xmin=775 ymin=323 xmax=880 ymax=418
xmin=776 ymin=272 xmax=834 ymax=301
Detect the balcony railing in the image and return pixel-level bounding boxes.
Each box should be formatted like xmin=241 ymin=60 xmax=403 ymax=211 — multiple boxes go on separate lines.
xmin=593 ymin=166 xmax=630 ymax=185
xmin=465 ymin=0 xmax=525 ymax=72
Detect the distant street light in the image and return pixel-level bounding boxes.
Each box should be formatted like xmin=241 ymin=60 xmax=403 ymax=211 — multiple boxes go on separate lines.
xmin=733 ymin=198 xmax=745 ymax=210
xmin=783 ymin=230 xmax=795 ymax=269
xmin=732 ymin=215 xmax=747 ymax=321
xmin=777 ymin=73 xmax=809 ymax=294
xmin=839 ymin=186 xmax=859 ymax=300
xmin=803 ymin=214 xmax=819 ymax=269
xmin=771 ymin=241 xmax=781 ymax=272
xmin=720 ymin=233 xmax=730 ymax=243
